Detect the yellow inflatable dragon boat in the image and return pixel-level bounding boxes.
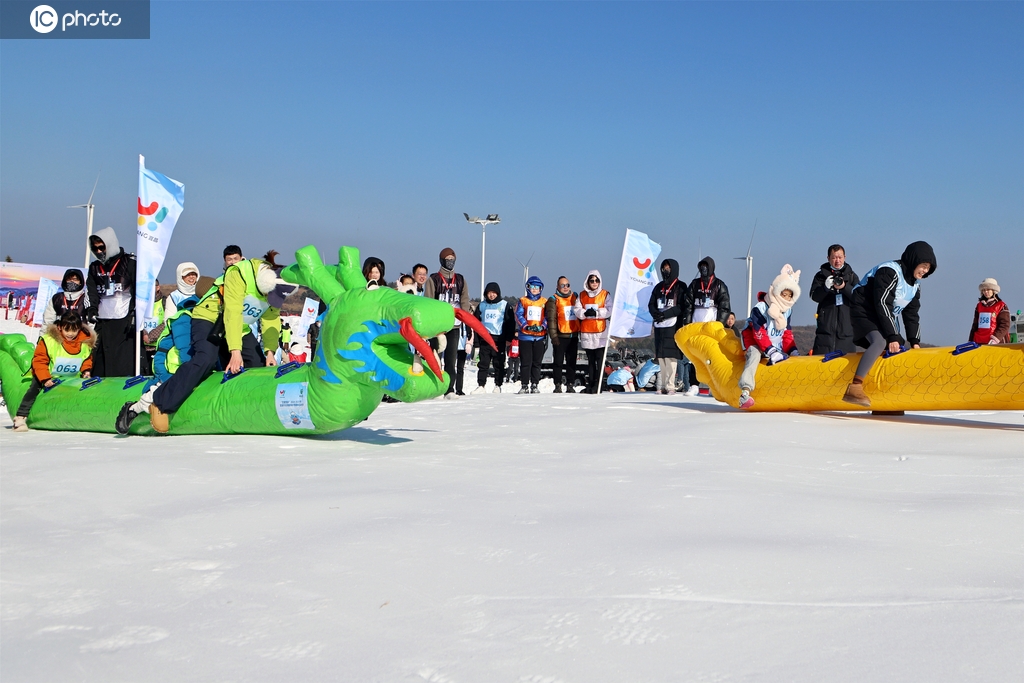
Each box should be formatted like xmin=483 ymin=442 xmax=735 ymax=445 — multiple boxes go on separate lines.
xmin=675 ymin=322 xmax=1024 ymax=412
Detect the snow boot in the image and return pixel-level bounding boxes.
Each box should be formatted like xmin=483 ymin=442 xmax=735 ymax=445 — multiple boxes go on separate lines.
xmin=553 ymin=385 xmax=562 ymax=394
xmin=738 ymin=390 xmax=754 ymax=410
xmin=471 ymin=385 xmax=487 ymax=395
xmin=530 ymin=384 xmax=540 ymax=394
xmin=492 ymin=384 xmax=503 ymax=393
xmin=842 ymin=380 xmax=871 ymax=407
xmin=115 ymin=401 xmax=140 ymax=435
xmin=149 ymin=405 xmax=170 ymax=433
xmin=12 ymin=416 xmax=28 ymax=432
xmin=684 ymin=386 xmax=699 ymax=397
xmin=566 ymin=385 xmax=576 ymax=394
xmin=518 ymin=385 xmax=530 ymax=394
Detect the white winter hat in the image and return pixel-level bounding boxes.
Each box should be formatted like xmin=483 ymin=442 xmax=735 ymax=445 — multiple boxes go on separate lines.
xmin=175 ymin=262 xmax=200 ymax=296
xmin=978 ymin=278 xmax=1000 ymax=295
xmin=765 ymin=264 xmax=801 ymax=330
xmin=256 ymin=263 xmax=278 ymax=295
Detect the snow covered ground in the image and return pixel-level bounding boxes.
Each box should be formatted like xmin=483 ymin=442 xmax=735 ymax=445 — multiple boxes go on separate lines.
xmin=2 ymin=320 xmax=1023 ymax=682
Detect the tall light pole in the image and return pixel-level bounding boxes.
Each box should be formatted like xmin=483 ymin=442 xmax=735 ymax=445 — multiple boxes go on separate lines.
xmin=733 ymin=218 xmax=757 ymax=316
xmin=464 ymin=213 xmax=500 ymax=299
xmin=69 ymin=173 xmax=100 ymax=269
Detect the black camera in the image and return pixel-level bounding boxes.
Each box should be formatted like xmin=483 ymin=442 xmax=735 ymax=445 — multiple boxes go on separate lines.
xmin=832 ymin=274 xmax=845 ymax=289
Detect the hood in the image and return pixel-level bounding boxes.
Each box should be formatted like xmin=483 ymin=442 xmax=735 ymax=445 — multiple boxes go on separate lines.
xmin=764 ymin=264 xmax=801 ymax=330
xmin=45 ymin=323 xmax=96 ymax=349
xmin=584 ymin=270 xmax=603 ymax=295
xmin=660 ymin=259 xmax=679 ymax=282
xmin=175 ymin=262 xmax=199 ymax=297
xmin=484 ymin=281 xmax=502 ymax=299
xmin=91 ymin=226 xmax=121 ymax=263
xmin=899 ymin=241 xmax=936 ymax=283
xmin=697 ymin=256 xmax=716 ymax=282
xmin=525 ymin=275 xmax=544 ymax=299
xmin=60 ymin=268 xmax=85 ymax=292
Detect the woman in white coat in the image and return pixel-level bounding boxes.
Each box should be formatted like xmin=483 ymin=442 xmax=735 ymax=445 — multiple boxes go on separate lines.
xmin=572 ymin=270 xmax=613 ymax=393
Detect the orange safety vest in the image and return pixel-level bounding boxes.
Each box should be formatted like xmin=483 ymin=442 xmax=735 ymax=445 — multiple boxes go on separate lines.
xmin=578 ymin=290 xmax=608 ymax=334
xmin=553 ymin=293 xmax=580 ymax=334
xmin=519 ymin=296 xmax=548 ymax=337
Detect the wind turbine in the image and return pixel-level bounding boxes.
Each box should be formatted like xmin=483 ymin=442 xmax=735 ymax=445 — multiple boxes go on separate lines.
xmin=69 ymin=173 xmax=100 ymax=269
xmin=516 ymin=252 xmax=534 ymax=290
xmin=464 ymin=213 xmax=500 ymax=299
xmin=734 ymin=218 xmax=757 ymax=316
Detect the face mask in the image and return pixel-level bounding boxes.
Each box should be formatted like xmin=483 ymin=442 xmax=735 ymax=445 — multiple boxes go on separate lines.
xmin=662 ymin=269 xmax=671 ymax=279
xmin=93 ymin=249 xmax=106 ymax=262
xmin=443 ymin=257 xmax=455 ymax=271
xmin=64 ymin=280 xmax=83 ymax=293
xmin=699 ymin=265 xmax=709 ymax=279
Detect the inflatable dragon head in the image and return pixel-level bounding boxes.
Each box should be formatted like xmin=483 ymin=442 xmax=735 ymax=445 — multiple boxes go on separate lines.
xmin=282 ymin=245 xmax=497 ymax=404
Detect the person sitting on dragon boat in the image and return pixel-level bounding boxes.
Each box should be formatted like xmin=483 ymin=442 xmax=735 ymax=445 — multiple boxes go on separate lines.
xmin=737 ymin=265 xmax=802 ymax=410
xmin=164 ymin=262 xmax=201 ymax=319
xmin=13 ymin=312 xmax=95 ymax=432
xmin=115 ymin=250 xmax=287 ymax=434
xmin=843 ymin=241 xmax=936 ymax=407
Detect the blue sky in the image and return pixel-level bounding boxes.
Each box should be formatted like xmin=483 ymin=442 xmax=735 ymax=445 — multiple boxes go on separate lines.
xmin=2 ymin=1 xmax=1021 ymax=344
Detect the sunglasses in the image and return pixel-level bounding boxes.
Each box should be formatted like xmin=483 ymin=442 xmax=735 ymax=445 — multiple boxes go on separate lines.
xmin=558 ymin=283 xmax=571 ymax=288
xmin=587 ymin=277 xmax=599 ymax=283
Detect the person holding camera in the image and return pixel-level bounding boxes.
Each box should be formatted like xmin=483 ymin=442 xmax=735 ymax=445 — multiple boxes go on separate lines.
xmin=809 ymin=244 xmax=858 ymax=355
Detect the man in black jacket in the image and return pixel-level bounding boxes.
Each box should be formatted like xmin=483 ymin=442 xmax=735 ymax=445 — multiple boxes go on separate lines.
xmin=682 ymin=257 xmax=731 ymax=325
xmin=85 ymin=227 xmax=137 ymax=377
xmin=647 ymin=259 xmax=686 ymax=394
xmin=809 ymin=244 xmax=859 ymax=355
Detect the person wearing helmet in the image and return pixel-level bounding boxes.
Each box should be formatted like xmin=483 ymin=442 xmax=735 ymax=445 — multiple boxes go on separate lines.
xmin=117 ymin=250 xmax=285 ymax=434
xmin=515 ymin=276 xmax=548 ymax=394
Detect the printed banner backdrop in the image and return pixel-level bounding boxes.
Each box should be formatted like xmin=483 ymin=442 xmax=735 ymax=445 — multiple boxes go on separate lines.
xmin=608 ymin=229 xmax=662 ymax=339
xmin=0 ymin=262 xmax=81 ymax=298
xmin=31 ymin=278 xmax=59 ymax=326
xmin=136 ymin=155 xmax=185 ymax=328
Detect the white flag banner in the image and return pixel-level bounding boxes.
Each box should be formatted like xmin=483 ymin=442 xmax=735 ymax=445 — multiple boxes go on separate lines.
xmin=31 ymin=278 xmax=58 ymax=327
xmin=135 ymin=155 xmax=185 ymax=328
xmin=294 ymin=297 xmax=320 ymax=340
xmin=608 ymin=229 xmax=662 ymax=339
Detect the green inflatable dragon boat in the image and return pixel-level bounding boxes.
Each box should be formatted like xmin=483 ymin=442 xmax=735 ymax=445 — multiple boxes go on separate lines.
xmin=0 ymin=245 xmax=496 ymax=436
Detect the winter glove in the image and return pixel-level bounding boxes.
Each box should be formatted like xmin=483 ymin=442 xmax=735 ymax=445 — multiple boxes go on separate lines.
xmin=584 ymin=308 xmax=598 ymax=318
xmin=652 ymin=312 xmax=665 ymax=323
xmin=84 ymin=307 xmax=98 ymax=325
xmin=825 ymin=276 xmax=834 ymax=290
xmin=767 ymin=348 xmax=787 ymax=365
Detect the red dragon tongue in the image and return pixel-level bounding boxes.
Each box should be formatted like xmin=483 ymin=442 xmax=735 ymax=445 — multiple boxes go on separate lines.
xmin=399 ymin=317 xmax=442 ymax=378
xmin=454 ymin=308 xmax=498 ymax=352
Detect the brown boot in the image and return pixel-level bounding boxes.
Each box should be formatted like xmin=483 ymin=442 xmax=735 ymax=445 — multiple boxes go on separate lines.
xmin=149 ymin=405 xmax=170 ymax=433
xmin=842 ymin=381 xmax=871 ymax=407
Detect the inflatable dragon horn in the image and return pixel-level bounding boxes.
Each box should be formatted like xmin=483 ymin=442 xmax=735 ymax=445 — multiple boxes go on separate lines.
xmin=0 ymin=245 xmax=498 ymax=436
xmin=675 ymin=321 xmax=1024 ymax=412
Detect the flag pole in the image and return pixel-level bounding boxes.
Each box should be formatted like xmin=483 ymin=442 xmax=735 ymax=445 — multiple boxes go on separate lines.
xmin=596 ymin=229 xmax=630 ymax=396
